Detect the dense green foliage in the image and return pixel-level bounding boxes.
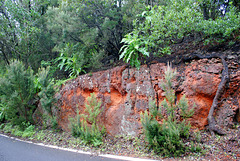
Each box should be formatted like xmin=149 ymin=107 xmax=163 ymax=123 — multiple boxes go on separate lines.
xmin=119 ymin=33 xmax=149 ymax=69
xmin=0 ymin=60 xmax=56 ymax=129
xmin=46 ymin=0 xmax=151 ymax=75
xmin=1 ymin=0 xmax=239 ymax=74
xmin=119 ymin=0 xmax=240 ymax=68
xmin=35 ymin=67 xmax=56 ymax=115
xmin=70 ymin=93 xmax=105 ymax=146
xmin=0 ymin=60 xmax=36 ymax=124
xmin=1 ymin=122 xmax=35 ymax=138
xmin=141 ymin=64 xmax=195 ymax=156
xmin=0 ymin=0 xmax=56 ymax=71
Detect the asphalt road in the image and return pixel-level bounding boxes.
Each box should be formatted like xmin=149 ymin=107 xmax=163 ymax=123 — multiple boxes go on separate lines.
xmin=0 ymin=135 xmax=123 ymax=161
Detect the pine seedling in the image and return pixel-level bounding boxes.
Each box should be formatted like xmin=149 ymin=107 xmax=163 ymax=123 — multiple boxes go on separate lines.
xmin=178 ymin=95 xmax=194 ymax=119
xmin=69 ymin=93 xmax=105 ymax=146
xmin=83 ymin=93 xmax=102 ymax=125
xmin=160 ymin=63 xmax=177 ymax=121
xmin=141 ymin=63 xmax=195 ymax=156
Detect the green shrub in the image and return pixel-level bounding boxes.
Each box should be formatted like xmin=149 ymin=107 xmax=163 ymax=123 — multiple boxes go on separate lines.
xmin=22 ymin=124 xmax=35 ymax=138
xmin=82 ymin=93 xmax=102 ymax=125
xmin=120 ymin=1 xmax=202 ymax=62
xmin=0 ymin=123 xmax=4 ymax=129
xmin=0 ymin=64 xmax=5 ymax=77
xmin=50 ymin=116 xmax=59 ymax=130
xmin=197 ymin=5 xmax=240 ymax=45
xmin=3 ymin=123 xmax=13 ymax=133
xmin=11 ymin=127 xmax=23 ymax=137
xmin=35 ymin=67 xmax=56 ymax=115
xmin=55 ymin=43 xmax=87 ymax=78
xmin=0 ymin=102 xmax=7 ymax=123
xmin=0 ymin=60 xmax=36 ymax=124
xmin=179 ymin=95 xmax=194 ymax=119
xmin=141 ymin=64 xmax=195 ymax=157
xmin=41 ymin=113 xmax=59 ymax=130
xmin=71 ymin=118 xmax=105 ymax=147
xmin=34 ymin=67 xmax=59 ymax=130
xmin=3 ymin=122 xmax=36 ymax=138
xmin=119 ymin=33 xmax=149 ymax=69
xmin=70 ymin=93 xmax=105 ymax=146
xmin=0 ymin=61 xmax=58 ymax=128
xmin=35 ymin=130 xmax=46 ymax=141
xmin=190 ymin=141 xmax=202 ymax=153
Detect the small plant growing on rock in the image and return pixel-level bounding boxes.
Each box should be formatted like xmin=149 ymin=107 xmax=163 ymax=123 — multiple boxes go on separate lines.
xmin=70 ymin=93 xmax=105 ymax=147
xmin=83 ymin=93 xmax=102 ymax=125
xmin=141 ymin=63 xmax=195 ymax=157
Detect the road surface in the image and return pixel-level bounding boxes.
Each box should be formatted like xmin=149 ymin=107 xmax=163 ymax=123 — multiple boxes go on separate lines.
xmin=0 ymin=134 xmax=124 ymax=161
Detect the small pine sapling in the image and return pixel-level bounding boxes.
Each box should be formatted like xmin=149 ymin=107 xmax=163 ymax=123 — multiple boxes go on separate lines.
xmin=69 ymin=93 xmax=105 ymax=146
xmin=141 ymin=63 xmax=195 ymax=157
xmin=178 ymin=95 xmax=194 ymax=119
xmin=160 ymin=63 xmax=177 ymax=120
xmin=35 ymin=67 xmax=58 ymax=129
xmin=83 ymin=93 xmax=102 ymax=125
xmin=36 ymin=67 xmax=56 ymax=116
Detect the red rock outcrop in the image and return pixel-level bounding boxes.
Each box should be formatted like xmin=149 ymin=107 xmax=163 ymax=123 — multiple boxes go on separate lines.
xmin=55 ymin=58 xmax=239 ymax=136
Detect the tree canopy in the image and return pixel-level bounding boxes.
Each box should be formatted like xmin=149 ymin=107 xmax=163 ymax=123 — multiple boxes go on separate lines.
xmin=1 ymin=0 xmax=239 ymax=74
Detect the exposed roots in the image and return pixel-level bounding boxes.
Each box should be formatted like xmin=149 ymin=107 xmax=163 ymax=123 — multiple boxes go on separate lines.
xmin=207 ymin=56 xmax=229 ymax=135
xmin=181 ymin=53 xmax=230 ymax=135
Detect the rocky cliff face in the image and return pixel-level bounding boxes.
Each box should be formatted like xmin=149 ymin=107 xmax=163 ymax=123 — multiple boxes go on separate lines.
xmin=55 ymin=57 xmax=239 ymax=136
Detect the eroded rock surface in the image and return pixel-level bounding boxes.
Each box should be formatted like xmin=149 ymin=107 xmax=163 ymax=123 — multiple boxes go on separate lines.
xmin=55 ymin=58 xmax=239 ymax=136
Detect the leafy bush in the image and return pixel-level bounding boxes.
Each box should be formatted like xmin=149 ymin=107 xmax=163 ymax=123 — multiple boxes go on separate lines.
xmin=34 ymin=66 xmax=60 ymax=130
xmin=21 ymin=124 xmax=35 ymax=138
xmin=119 ymin=1 xmax=201 ymax=61
xmin=50 ymin=116 xmax=59 ymax=130
xmin=197 ymin=4 xmax=240 ymax=44
xmin=0 ymin=64 xmax=5 ymax=77
xmin=141 ymin=64 xmax=195 ymax=157
xmin=35 ymin=130 xmax=46 ymax=141
xmin=55 ymin=43 xmax=87 ymax=78
xmin=119 ymin=33 xmax=149 ymax=69
xmin=40 ymin=113 xmax=59 ymax=130
xmin=47 ymin=0 xmax=149 ymax=74
xmin=82 ymin=93 xmax=102 ymax=125
xmin=70 ymin=93 xmax=105 ymax=146
xmin=2 ymin=123 xmax=13 ymax=133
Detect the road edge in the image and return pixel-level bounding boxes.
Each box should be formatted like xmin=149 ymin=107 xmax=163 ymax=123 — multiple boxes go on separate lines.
xmin=0 ymin=133 xmax=160 ymax=161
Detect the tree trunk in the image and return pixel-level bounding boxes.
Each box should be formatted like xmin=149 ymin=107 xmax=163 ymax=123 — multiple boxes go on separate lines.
xmin=210 ymin=0 xmax=217 ymax=20
xmin=0 ymin=47 xmax=10 ymax=65
xmin=203 ymin=3 xmax=210 ymax=20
